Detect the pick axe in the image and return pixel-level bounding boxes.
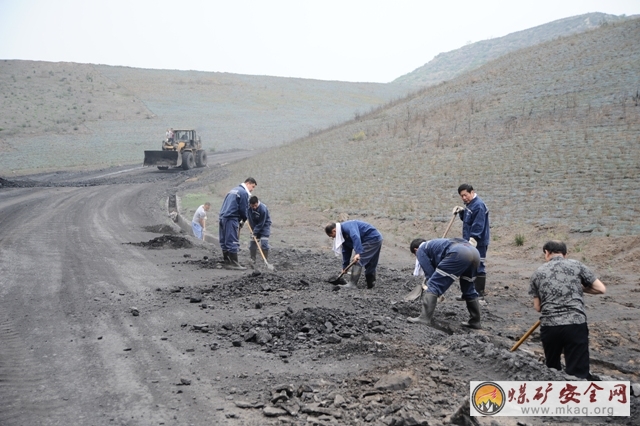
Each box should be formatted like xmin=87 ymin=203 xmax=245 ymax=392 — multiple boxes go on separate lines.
xmin=402 ymin=209 xmax=459 ymax=302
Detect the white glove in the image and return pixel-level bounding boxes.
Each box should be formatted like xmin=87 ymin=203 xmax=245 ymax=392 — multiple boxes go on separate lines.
xmin=452 ymin=206 xmax=464 ymax=214
xmin=469 ymin=237 xmax=477 ymax=248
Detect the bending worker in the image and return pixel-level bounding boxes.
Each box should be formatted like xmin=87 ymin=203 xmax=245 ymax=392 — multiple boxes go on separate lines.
xmin=248 ymin=195 xmax=272 ymax=265
xmin=191 ymin=202 xmax=210 ymax=240
xmin=408 ymin=237 xmax=482 ymax=329
xmin=325 ymin=220 xmax=382 ymax=289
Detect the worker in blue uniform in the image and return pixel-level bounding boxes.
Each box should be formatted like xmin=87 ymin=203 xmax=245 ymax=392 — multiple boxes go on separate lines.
xmin=325 ymin=220 xmax=383 ymax=289
xmin=219 ymin=177 xmax=256 ymax=269
xmin=248 ymin=195 xmax=272 ymax=266
xmin=453 ymin=183 xmax=490 ymax=299
xmin=408 ymin=237 xmax=482 ymax=329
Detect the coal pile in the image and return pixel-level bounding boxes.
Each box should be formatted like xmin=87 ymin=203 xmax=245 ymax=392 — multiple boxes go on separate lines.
xmin=129 ymin=235 xmax=193 ymax=249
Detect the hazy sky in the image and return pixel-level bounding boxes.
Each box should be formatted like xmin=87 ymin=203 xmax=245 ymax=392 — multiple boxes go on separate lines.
xmin=1 ymin=0 xmax=638 ymax=83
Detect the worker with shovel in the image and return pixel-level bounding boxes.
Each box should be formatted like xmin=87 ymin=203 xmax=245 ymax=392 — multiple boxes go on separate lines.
xmin=191 ymin=202 xmax=211 ymax=240
xmin=325 ymin=220 xmax=383 ymax=289
xmin=408 ymin=237 xmax=482 ymax=329
xmin=218 ymin=177 xmax=256 ymax=270
xmin=453 ymin=184 xmax=490 ymax=300
xmin=529 ymin=240 xmax=606 ymax=379
xmin=248 ymin=195 xmax=272 ymax=267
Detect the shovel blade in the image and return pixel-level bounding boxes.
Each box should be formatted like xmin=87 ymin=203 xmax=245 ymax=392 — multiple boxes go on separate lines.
xmin=403 ymin=283 xmax=423 ymax=302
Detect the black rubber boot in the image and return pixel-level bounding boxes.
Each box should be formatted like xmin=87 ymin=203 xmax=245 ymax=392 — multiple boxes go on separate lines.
xmin=461 ymin=299 xmax=482 ymax=329
xmin=341 ymin=265 xmax=362 ymax=289
xmin=408 ymin=292 xmax=438 ymax=325
xmin=475 ymin=274 xmax=486 ymax=298
xmin=365 ymin=272 xmax=376 ymax=289
xmin=222 ymin=251 xmax=231 ymax=265
xmin=226 ymin=252 xmax=246 ymax=270
xmin=262 ymin=249 xmax=269 ymax=261
xmin=249 ymin=245 xmax=257 ymax=268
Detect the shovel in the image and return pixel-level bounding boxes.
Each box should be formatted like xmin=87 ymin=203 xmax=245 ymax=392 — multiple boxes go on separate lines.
xmin=327 ymin=258 xmax=358 ymax=284
xmin=402 ymin=209 xmax=459 ymax=302
xmin=245 ymin=222 xmax=275 ymax=271
xmin=510 ymin=320 xmax=541 ymax=352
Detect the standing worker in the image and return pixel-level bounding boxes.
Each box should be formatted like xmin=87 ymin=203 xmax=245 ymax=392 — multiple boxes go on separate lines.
xmin=453 ymin=183 xmax=490 ymax=299
xmin=248 ymin=195 xmax=272 ymax=266
xmin=325 ymin=220 xmax=382 ymax=289
xmin=529 ymin=241 xmax=606 ymax=379
xmin=191 ymin=202 xmax=210 ymax=240
xmin=219 ymin=177 xmax=257 ymax=270
xmin=408 ymin=237 xmax=482 ymax=329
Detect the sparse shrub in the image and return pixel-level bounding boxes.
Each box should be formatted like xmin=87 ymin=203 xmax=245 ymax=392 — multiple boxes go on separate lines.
xmin=349 ymin=131 xmax=366 ymax=141
xmin=514 ymin=234 xmax=525 ymax=246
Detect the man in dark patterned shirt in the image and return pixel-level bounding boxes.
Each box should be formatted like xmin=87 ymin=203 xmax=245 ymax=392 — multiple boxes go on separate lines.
xmin=528 ymin=241 xmax=606 ymax=379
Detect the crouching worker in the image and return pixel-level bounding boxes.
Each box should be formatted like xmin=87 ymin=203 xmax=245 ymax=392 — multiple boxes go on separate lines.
xmin=248 ymin=196 xmax=272 ymax=266
xmin=325 ymin=220 xmax=383 ymax=289
xmin=409 ymin=238 xmax=482 ymax=329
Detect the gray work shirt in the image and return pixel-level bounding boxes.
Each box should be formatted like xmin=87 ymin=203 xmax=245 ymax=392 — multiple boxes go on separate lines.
xmin=528 ymin=257 xmax=597 ymax=327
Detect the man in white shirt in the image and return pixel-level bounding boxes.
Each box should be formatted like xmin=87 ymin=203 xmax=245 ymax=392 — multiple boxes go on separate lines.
xmin=192 ymin=202 xmax=211 ymax=240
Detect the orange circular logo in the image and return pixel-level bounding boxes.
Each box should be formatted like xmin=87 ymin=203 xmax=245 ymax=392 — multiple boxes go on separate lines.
xmin=471 ymin=382 xmax=506 ymax=415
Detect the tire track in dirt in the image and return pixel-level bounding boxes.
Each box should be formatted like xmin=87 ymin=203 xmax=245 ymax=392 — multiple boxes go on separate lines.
xmin=0 ymin=315 xmax=66 ymax=425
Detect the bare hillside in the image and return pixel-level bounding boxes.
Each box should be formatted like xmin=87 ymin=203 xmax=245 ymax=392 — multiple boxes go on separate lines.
xmin=0 ymin=61 xmax=409 ymax=174
xmin=393 ymin=12 xmax=633 ymax=87
xmin=219 ymin=18 xmax=640 ymax=244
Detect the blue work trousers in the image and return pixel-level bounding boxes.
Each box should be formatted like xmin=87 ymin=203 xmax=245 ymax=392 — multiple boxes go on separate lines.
xmin=477 ymin=245 xmax=488 ymax=275
xmin=219 ymin=218 xmax=240 ymax=253
xmin=249 ymin=236 xmax=270 ymax=252
xmin=359 ymin=240 xmax=382 ymax=275
xmin=426 ymin=243 xmax=480 ymax=299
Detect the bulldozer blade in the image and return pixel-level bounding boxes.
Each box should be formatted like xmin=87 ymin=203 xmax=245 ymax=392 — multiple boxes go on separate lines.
xmin=144 ymin=150 xmax=181 ymax=167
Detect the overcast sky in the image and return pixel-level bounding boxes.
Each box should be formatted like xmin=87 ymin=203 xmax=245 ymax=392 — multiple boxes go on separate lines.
xmin=1 ymin=0 xmax=638 ymax=83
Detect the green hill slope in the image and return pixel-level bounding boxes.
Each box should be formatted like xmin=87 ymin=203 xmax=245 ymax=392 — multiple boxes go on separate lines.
xmin=220 ymin=18 xmax=640 ymax=238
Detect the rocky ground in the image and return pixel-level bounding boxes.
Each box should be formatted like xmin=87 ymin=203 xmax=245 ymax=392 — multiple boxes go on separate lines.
xmin=0 ymin=160 xmax=638 ymax=426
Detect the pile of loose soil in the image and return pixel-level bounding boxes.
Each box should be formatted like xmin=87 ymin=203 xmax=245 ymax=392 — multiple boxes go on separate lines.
xmin=129 ymin=235 xmax=193 ymax=249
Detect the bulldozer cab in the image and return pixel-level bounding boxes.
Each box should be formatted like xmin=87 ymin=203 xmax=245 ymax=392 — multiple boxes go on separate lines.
xmin=174 ymin=130 xmax=193 ymax=144
xmin=145 ymin=129 xmax=206 ymax=170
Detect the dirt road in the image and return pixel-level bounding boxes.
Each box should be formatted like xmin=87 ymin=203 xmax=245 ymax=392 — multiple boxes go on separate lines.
xmin=1 ymin=157 xmax=638 ymax=426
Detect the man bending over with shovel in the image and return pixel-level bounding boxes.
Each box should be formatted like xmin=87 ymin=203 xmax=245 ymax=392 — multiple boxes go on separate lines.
xmin=408 ymin=237 xmax=482 ymax=329
xmin=248 ymin=195 xmax=272 ymax=266
xmin=325 ymin=220 xmax=383 ymax=289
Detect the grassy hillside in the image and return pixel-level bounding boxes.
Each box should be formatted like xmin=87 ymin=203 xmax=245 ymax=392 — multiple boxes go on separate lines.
xmin=0 ymin=61 xmax=409 ymax=174
xmin=217 ymin=18 xmax=640 ymax=242
xmin=393 ymin=12 xmax=632 ymax=88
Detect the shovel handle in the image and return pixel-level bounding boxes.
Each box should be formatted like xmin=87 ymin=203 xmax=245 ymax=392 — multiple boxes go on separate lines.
xmin=442 ymin=210 xmax=458 ymax=239
xmin=510 ymin=320 xmax=541 ymax=352
xmin=245 ymin=221 xmax=270 ymax=265
xmin=337 ymin=258 xmax=358 ymax=279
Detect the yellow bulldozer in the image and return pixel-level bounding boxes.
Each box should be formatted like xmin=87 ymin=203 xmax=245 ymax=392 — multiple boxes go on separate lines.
xmin=143 ymin=129 xmax=207 ymax=170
